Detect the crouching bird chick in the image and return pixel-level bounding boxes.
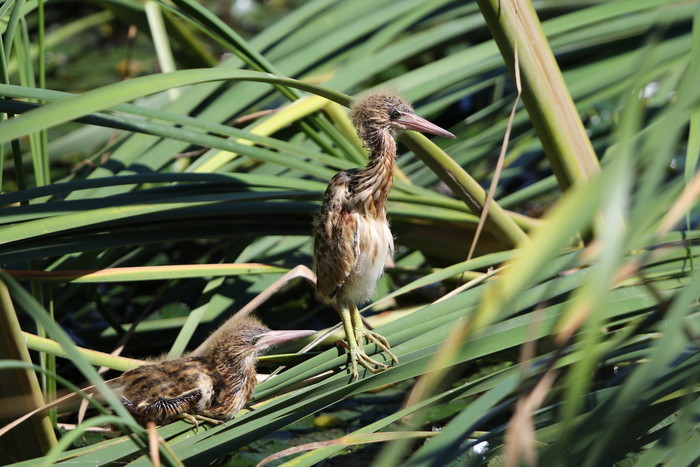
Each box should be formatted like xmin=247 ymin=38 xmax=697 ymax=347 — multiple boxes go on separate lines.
xmin=313 ymin=90 xmax=455 ymax=379
xmin=117 ymin=316 xmax=314 ymax=427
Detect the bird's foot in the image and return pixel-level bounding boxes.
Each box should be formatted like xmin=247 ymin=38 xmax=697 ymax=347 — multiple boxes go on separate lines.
xmin=355 ymin=328 xmax=399 ymax=365
xmin=178 ymin=413 xmax=222 ymax=432
xmin=347 ymin=304 xmax=398 ymax=368
xmin=338 ymin=340 xmax=392 ymax=379
xmin=179 ymin=413 xmax=200 ymax=432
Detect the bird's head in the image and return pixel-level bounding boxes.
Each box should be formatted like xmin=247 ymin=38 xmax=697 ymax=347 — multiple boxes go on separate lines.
xmin=220 ymin=316 xmax=315 ymax=358
xmin=351 ymin=91 xmax=455 ymax=143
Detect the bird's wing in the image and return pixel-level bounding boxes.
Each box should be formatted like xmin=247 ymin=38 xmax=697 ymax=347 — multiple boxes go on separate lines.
xmin=314 ymin=205 xmax=360 ymax=302
xmin=120 ymin=357 xmax=215 ymax=424
xmin=124 ymin=389 xmax=205 ymax=425
xmin=330 ymin=210 xmax=360 ymax=300
xmin=143 ymin=390 xmax=204 ymax=420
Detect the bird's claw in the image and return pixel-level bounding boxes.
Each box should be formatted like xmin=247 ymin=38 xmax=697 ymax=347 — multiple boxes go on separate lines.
xmin=356 ymin=328 xmax=399 ymax=365
xmin=357 ymin=352 xmax=391 ymax=372
xmin=179 ymin=413 xmax=222 ymax=432
xmin=336 ymin=305 xmax=398 ymax=379
xmin=179 ymin=413 xmax=200 ymax=432
xmin=338 ymin=338 xmax=394 ymax=380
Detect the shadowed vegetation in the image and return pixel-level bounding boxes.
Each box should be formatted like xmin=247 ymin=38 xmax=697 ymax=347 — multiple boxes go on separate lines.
xmin=0 ymin=0 xmax=698 ymax=465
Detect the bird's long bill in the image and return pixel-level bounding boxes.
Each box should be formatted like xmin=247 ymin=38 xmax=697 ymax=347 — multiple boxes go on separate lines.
xmin=398 ymin=112 xmax=456 ymax=138
xmin=257 ymin=329 xmax=316 ymax=348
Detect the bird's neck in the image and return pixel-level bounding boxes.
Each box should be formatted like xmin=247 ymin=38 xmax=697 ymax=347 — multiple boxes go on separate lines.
xmin=351 ymin=130 xmax=396 ymax=215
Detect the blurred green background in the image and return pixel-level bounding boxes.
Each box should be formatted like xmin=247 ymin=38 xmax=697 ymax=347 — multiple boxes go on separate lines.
xmin=0 ymin=0 xmax=698 ymax=465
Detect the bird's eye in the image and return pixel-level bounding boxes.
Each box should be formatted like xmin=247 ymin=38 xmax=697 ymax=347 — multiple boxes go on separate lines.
xmin=251 ymin=336 xmax=261 ymax=345
xmin=390 ymin=110 xmax=401 ymax=120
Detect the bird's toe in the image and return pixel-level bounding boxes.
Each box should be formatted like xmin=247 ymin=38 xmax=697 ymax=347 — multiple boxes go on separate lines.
xmin=358 ymin=329 xmax=399 ymax=365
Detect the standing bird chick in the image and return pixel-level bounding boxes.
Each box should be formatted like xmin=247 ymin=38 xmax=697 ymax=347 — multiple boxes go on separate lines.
xmin=313 ymin=90 xmax=455 ymax=379
xmin=117 ymin=316 xmax=314 ymax=427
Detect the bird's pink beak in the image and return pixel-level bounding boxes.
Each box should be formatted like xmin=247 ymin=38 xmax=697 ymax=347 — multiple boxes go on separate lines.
xmin=397 ymin=112 xmax=456 ymax=138
xmin=256 ymin=329 xmax=316 ymax=348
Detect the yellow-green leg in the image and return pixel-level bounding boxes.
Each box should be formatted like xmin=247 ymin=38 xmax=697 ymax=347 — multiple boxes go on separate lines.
xmin=349 ymin=304 xmax=398 ymax=366
xmin=338 ymin=303 xmax=359 ymax=379
xmin=338 ymin=303 xmax=394 ymax=379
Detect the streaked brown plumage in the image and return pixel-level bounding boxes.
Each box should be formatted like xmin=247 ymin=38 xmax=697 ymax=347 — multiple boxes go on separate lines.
xmin=313 ymin=90 xmax=455 ymax=379
xmin=117 ymin=316 xmax=314 ymax=426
